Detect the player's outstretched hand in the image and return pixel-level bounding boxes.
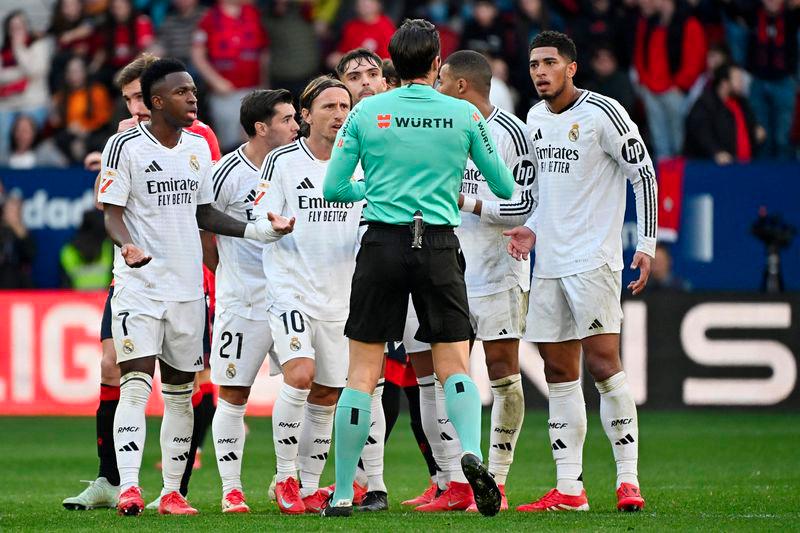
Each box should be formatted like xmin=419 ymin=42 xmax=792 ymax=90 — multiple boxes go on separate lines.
xmin=84 ymin=151 xmax=102 ymax=171
xmin=503 ymin=226 xmax=536 ymax=261
xmin=268 ymin=212 xmax=295 ymax=235
xmin=627 ymin=251 xmax=651 ymax=295
xmin=121 ymin=243 xmax=152 ymax=268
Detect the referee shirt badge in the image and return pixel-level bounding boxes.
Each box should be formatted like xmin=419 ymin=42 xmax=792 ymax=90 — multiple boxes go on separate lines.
xmin=377 ymin=114 xmax=391 ymax=128
xmin=122 ymin=339 xmax=134 ymax=355
xmin=568 ymin=123 xmax=580 ymax=142
xmin=290 ymin=337 xmax=302 ymax=351
xmin=189 ymin=154 xmax=200 ymax=173
xmin=226 ymin=363 xmax=236 ymax=379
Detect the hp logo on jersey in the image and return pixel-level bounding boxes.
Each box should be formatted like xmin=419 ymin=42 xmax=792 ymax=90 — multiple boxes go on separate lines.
xmin=622 ymin=138 xmax=646 ymax=164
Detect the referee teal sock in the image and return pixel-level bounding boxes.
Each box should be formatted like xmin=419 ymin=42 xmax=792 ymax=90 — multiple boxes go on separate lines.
xmin=332 ymin=387 xmax=371 ymax=505
xmin=443 ymin=374 xmax=483 ymax=462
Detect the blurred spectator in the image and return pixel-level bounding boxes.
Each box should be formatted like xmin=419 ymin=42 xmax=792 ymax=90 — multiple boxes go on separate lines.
xmin=155 ymin=0 xmax=206 ymax=67
xmin=264 ymin=0 xmax=321 ymax=97
xmin=513 ymin=0 xmax=563 ymax=114
xmin=0 ymin=184 xmax=35 ymax=289
xmin=489 ymin=56 xmax=515 ymax=112
xmin=90 ymin=0 xmax=155 ymax=85
xmin=192 ymin=0 xmax=270 ymax=151
xmin=60 ymin=210 xmax=113 ymax=289
xmin=460 ymin=0 xmax=513 ymax=60
xmin=648 ymin=243 xmax=690 ymax=292
xmin=48 ymin=0 xmax=96 ymax=92
xmin=585 ymin=44 xmax=636 ymax=116
xmin=722 ymin=0 xmax=799 ymax=159
xmin=327 ymin=0 xmax=396 ymax=69
xmin=0 ymin=10 xmax=53 ymax=165
xmin=685 ymin=64 xmax=766 ymax=164
xmin=634 ymin=0 xmax=707 ymax=159
xmin=8 ymin=115 xmax=68 ymax=169
xmin=50 ymin=55 xmax=113 ymax=164
xmin=381 ymin=58 xmax=400 ymax=89
xmin=685 ymin=42 xmax=736 ymax=110
xmin=571 ymin=0 xmax=628 ymax=74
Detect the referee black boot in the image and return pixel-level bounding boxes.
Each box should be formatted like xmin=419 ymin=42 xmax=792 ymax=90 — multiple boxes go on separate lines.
xmin=356 ymin=491 xmax=388 ymax=512
xmin=320 ymin=495 xmax=353 ymax=518
xmin=461 ymin=452 xmax=501 ymax=517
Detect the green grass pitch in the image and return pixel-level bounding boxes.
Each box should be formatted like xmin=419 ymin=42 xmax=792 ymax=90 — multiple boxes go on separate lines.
xmin=1 ymin=411 xmax=798 ymax=531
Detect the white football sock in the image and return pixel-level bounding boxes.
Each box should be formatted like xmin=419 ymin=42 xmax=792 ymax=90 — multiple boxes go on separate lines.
xmin=548 ymin=379 xmax=587 ymax=496
xmin=489 ymin=373 xmax=525 ymax=486
xmin=212 ymin=398 xmax=247 ymax=495
xmin=272 ymin=383 xmax=310 ymax=481
xmin=417 ymin=374 xmax=447 ymax=490
xmin=298 ymin=401 xmax=334 ymax=497
xmin=435 ymin=377 xmax=466 ymax=484
xmin=596 ymin=372 xmax=639 ymax=488
xmin=360 ymin=378 xmax=387 ymax=493
xmin=160 ymin=381 xmax=194 ymax=493
xmin=114 ymin=372 xmax=152 ymax=492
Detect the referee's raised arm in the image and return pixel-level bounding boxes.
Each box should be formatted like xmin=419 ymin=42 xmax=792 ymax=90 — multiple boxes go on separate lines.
xmin=322 ymin=18 xmax=505 ymax=519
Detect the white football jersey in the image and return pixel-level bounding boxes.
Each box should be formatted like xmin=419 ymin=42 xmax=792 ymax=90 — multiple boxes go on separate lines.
xmin=211 ymin=145 xmax=269 ymax=320
xmin=456 ymin=107 xmax=536 ymax=297
xmin=525 ymin=90 xmax=657 ymax=279
xmin=98 ymin=122 xmax=213 ymax=301
xmin=253 ymin=137 xmax=363 ymax=321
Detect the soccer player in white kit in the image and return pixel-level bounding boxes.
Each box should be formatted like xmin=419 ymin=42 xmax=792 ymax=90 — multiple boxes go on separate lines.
xmin=435 ymin=50 xmax=536 ymax=513
xmin=252 ymin=76 xmax=363 ymax=515
xmin=98 ymin=59 xmax=292 ymax=517
xmin=505 ymin=32 xmax=656 ymax=513
xmin=208 ymin=89 xmax=300 ymax=513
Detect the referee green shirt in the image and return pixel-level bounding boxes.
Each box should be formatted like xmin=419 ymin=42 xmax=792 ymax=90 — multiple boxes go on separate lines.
xmin=323 ymin=83 xmax=515 ymax=226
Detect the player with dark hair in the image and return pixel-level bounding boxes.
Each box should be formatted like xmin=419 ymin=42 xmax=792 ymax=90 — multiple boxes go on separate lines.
xmin=63 ymin=52 xmax=221 ymax=512
xmin=208 ymin=88 xmax=299 ymax=513
xmin=323 ymin=18 xmax=515 ymax=518
xmin=336 ymin=48 xmax=387 ymax=106
xmin=253 ymin=75 xmax=363 ymax=515
xmin=381 ymin=59 xmax=400 ymax=89
xmin=98 ymin=58 xmax=292 ymax=517
xmin=506 ymin=30 xmax=655 ymax=512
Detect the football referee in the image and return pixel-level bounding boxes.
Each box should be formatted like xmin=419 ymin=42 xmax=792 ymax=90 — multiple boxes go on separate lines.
xmin=322 ymin=19 xmax=515 ymax=517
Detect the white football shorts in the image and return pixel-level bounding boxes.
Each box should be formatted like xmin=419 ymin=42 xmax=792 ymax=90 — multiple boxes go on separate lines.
xmin=111 ymin=286 xmax=205 ymax=372
xmin=469 ymin=285 xmax=528 ymax=341
xmin=210 ymin=307 xmax=274 ymax=387
xmin=525 ymin=264 xmax=623 ymax=343
xmin=268 ymin=309 xmax=348 ymax=388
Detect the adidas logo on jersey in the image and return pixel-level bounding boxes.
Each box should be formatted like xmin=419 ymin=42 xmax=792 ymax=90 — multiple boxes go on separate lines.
xmin=533 ymin=128 xmax=542 ymax=142
xmin=144 ymin=160 xmax=163 ymax=173
xmin=246 ymin=189 xmax=258 ymax=202
xmin=296 ymin=177 xmax=314 ymax=189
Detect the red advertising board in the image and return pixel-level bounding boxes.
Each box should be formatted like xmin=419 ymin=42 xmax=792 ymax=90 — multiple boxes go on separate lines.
xmin=0 ymin=291 xmax=282 ymax=416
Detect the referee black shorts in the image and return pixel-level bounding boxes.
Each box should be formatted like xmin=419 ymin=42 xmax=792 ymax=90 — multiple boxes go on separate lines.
xmin=345 ymin=222 xmax=472 ymax=344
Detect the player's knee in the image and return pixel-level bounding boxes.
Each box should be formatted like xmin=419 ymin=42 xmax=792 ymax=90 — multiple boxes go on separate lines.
xmin=100 ymin=349 xmax=120 ymax=384
xmin=283 ymin=360 xmax=315 ymax=390
xmin=308 ymin=384 xmax=339 ymax=406
xmin=585 ymin=355 xmax=622 ymax=383
xmin=219 ymin=386 xmax=250 ymax=405
xmin=543 ymin=358 xmax=579 ymax=383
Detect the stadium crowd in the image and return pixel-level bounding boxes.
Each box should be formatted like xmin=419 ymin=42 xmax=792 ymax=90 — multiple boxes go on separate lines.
xmin=0 ymin=0 xmax=798 ymax=168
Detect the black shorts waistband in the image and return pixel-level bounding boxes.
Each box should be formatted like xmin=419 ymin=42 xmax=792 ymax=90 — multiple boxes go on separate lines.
xmin=367 ymin=221 xmax=455 ymax=233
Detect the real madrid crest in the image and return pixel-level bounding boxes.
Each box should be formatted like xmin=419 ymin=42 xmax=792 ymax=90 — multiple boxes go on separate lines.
xmin=290 ymin=336 xmax=302 ymax=352
xmin=226 ymin=363 xmax=237 ymax=379
xmin=189 ymin=154 xmax=200 ymax=173
xmin=123 ymin=339 xmax=135 ymax=355
xmin=568 ymin=123 xmax=580 ymax=142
